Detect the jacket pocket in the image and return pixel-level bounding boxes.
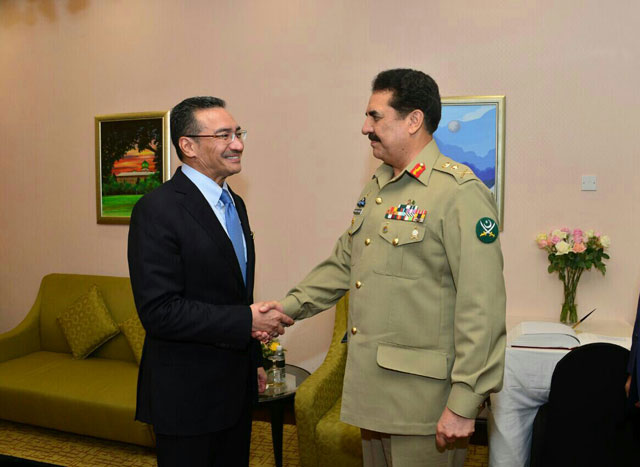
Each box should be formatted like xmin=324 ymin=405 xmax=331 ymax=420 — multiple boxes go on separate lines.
xmin=374 ymin=222 xmax=426 ymax=278
xmin=376 ymin=342 xmax=448 ymax=380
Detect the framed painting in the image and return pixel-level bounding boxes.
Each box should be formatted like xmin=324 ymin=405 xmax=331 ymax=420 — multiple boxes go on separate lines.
xmin=433 ymin=96 xmax=505 ymax=229
xmin=95 ymin=111 xmax=170 ymax=224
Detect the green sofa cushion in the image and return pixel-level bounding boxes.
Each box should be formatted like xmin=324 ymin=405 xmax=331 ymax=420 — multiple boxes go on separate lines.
xmin=119 ymin=315 xmax=145 ymax=365
xmin=56 ymin=285 xmax=120 ymax=359
xmin=0 ymin=351 xmax=153 ymax=447
xmin=39 ymin=274 xmax=137 ymax=363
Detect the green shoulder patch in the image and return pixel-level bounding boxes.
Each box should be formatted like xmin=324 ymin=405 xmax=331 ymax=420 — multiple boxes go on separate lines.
xmin=476 ymin=217 xmax=499 ymax=243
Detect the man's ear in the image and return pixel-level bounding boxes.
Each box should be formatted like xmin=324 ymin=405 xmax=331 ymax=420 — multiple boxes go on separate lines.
xmin=179 ymin=136 xmax=198 ymax=161
xmin=407 ymin=110 xmax=425 ymax=135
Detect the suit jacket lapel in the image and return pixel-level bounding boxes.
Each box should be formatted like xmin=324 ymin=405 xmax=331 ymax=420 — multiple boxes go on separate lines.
xmin=172 ymin=168 xmax=246 ymax=287
xmin=229 ymin=186 xmax=255 ymax=301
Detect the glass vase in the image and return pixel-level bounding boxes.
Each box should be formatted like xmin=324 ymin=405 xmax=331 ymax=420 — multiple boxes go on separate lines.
xmin=560 ymin=282 xmax=578 ymax=324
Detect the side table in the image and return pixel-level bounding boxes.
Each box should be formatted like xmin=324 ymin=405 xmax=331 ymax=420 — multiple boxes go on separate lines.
xmin=257 ymin=363 xmax=310 ymax=467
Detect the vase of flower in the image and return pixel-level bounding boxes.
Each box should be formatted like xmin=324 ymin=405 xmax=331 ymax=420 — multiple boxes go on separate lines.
xmin=536 ymin=228 xmax=610 ymax=324
xmin=560 ymin=271 xmax=582 ymax=324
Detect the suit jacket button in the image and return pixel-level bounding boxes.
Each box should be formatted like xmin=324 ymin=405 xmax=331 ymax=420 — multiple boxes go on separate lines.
xmin=351 ymin=327 xmax=358 ymax=335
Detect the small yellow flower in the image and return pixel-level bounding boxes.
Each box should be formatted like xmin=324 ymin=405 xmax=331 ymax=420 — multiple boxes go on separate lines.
xmin=269 ymin=342 xmax=279 ymax=352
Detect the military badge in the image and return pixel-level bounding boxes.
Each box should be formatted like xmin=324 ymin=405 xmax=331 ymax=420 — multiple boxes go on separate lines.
xmin=476 ymin=217 xmax=499 ymax=243
xmin=357 ymin=197 xmax=366 ymax=207
xmin=353 ymin=208 xmax=363 ymax=215
xmin=385 ymin=200 xmax=427 ymax=223
xmin=410 ymin=162 xmax=426 ymax=178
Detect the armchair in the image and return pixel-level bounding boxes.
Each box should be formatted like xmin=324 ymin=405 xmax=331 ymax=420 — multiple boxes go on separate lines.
xmin=294 ymin=293 xmax=362 ymax=467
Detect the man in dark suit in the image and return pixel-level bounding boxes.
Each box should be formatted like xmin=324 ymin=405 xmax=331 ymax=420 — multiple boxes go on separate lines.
xmin=127 ymin=96 xmax=293 ymax=466
xmin=626 ymin=294 xmax=640 ymax=409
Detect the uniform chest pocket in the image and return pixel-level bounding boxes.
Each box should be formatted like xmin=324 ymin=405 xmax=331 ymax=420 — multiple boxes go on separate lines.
xmin=374 ymin=222 xmax=426 ymax=279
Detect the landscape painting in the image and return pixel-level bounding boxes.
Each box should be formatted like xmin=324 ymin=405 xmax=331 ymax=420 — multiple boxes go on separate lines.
xmin=95 ymin=111 xmax=170 ymax=224
xmin=433 ymin=96 xmax=505 ymax=228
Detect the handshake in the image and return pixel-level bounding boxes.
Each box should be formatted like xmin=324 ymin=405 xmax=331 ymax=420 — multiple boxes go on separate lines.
xmin=250 ymin=301 xmax=293 ymax=342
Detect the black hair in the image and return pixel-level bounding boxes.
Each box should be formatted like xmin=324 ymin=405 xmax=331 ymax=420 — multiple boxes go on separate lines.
xmin=372 ymin=69 xmax=441 ymax=134
xmin=170 ymin=96 xmax=226 ymax=160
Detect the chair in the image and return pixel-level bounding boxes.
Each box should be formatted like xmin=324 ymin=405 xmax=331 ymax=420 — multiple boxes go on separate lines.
xmin=294 ymin=293 xmax=363 ymax=467
xmin=530 ymin=343 xmax=639 ymax=467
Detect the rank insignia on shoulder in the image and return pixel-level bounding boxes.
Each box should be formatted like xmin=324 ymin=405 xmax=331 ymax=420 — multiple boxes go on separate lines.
xmin=410 ymin=162 xmax=426 ymax=178
xmin=384 ymin=201 xmax=427 ymax=223
xmin=357 ymin=197 xmax=366 ymax=207
xmin=476 ymin=217 xmax=499 ymax=243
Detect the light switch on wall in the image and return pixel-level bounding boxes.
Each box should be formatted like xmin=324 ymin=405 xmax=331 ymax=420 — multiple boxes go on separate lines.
xmin=581 ymin=175 xmax=597 ymax=191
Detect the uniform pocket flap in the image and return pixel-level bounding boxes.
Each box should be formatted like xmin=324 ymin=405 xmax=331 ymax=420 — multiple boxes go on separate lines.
xmin=378 ymin=223 xmax=425 ymax=246
xmin=376 ymin=343 xmax=448 ymax=379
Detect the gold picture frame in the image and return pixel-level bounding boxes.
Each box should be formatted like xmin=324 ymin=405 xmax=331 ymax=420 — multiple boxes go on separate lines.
xmin=434 ymin=96 xmax=505 ymax=229
xmin=95 ymin=111 xmax=171 ymax=224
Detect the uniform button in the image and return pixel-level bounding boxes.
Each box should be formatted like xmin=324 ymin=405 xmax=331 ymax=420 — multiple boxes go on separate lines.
xmin=392 ymin=238 xmax=399 ymax=246
xmin=364 ymin=238 xmax=371 ymax=246
xmin=375 ymin=197 xmax=382 ymax=204
xmin=351 ymin=327 xmax=358 ymax=335
xmin=355 ymin=280 xmax=362 ymax=288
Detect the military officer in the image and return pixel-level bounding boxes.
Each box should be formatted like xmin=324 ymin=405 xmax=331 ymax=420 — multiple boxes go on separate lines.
xmin=278 ymin=69 xmax=506 ymax=466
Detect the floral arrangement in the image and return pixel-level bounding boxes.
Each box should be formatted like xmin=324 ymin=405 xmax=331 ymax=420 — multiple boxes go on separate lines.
xmin=536 ymin=228 xmax=610 ymax=323
xmin=261 ymin=338 xmax=284 ymax=359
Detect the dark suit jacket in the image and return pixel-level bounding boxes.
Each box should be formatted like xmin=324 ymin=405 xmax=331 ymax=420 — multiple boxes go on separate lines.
xmin=127 ymin=167 xmax=260 ymax=436
xmin=628 ymin=294 xmax=640 ymax=404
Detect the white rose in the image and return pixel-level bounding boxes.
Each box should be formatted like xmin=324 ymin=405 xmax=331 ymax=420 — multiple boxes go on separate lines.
xmin=555 ymin=241 xmax=571 ymax=255
xmin=599 ymin=235 xmax=611 ymax=248
xmin=585 ymin=229 xmax=595 ymax=239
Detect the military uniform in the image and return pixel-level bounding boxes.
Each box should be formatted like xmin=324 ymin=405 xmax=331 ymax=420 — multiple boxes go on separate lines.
xmin=281 ymin=139 xmax=506 ymax=435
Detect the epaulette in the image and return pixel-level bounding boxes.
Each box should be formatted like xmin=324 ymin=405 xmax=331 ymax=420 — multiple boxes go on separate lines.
xmin=433 ymin=156 xmax=479 ymax=185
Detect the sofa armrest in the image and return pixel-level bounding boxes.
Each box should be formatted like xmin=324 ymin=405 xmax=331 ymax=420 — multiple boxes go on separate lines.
xmin=0 ymin=289 xmax=41 ymax=363
xmin=295 ymin=342 xmax=347 ymax=467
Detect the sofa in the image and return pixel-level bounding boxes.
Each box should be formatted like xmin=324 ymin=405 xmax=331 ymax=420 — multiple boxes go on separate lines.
xmin=294 ymin=293 xmax=363 ymax=467
xmin=0 ymin=273 xmax=154 ymax=447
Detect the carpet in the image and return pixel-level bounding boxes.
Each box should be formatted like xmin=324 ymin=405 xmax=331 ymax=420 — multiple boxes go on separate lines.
xmin=0 ymin=419 xmax=487 ymax=466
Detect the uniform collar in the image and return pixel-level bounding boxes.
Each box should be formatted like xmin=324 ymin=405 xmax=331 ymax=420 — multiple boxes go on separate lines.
xmin=373 ymin=139 xmax=441 ymax=188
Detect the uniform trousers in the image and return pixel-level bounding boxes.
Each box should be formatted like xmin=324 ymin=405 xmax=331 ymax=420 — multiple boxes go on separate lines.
xmin=155 ymin=397 xmax=253 ymax=467
xmin=361 ymin=429 xmax=467 ymax=467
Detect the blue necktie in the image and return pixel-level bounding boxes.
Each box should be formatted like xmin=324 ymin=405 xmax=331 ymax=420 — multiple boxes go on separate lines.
xmin=220 ymin=190 xmax=246 ymax=283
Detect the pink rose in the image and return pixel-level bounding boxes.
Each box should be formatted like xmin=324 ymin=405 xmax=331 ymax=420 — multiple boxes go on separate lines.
xmin=573 ymin=229 xmax=583 ymax=238
xmin=551 ymin=236 xmax=561 ymax=245
xmin=595 ymin=231 xmax=602 ymax=237
xmin=536 ymin=239 xmax=548 ymax=248
xmin=573 ymin=243 xmax=586 ymax=253
xmin=574 ymin=235 xmax=584 ymax=245
xmin=561 ymin=227 xmax=571 ymax=233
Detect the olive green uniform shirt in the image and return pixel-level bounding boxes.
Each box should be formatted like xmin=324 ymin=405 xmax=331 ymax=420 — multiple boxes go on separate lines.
xmin=281 ymin=140 xmax=506 ymax=435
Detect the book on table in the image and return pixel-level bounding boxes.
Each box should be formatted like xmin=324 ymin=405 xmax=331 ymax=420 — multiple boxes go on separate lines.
xmin=509 ymin=321 xmax=632 ymax=350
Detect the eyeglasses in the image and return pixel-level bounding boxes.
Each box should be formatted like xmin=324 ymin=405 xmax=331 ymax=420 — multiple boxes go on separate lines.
xmin=184 ymin=130 xmax=247 ymax=144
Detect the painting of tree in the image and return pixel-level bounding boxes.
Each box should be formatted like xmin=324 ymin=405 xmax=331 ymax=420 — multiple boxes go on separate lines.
xmin=95 ymin=111 xmax=170 ymax=224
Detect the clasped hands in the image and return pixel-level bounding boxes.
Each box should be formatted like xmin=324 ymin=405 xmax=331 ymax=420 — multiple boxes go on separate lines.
xmin=250 ymin=301 xmax=293 ymax=342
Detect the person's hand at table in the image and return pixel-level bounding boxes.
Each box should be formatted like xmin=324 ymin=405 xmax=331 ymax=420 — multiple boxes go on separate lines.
xmin=435 ymin=406 xmax=475 ymax=451
xmin=257 ymin=367 xmax=267 ymax=394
